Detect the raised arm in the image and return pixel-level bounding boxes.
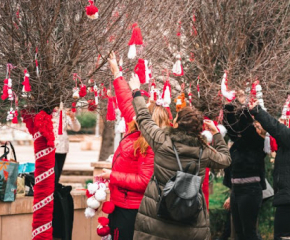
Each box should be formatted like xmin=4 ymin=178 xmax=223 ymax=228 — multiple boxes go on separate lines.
xmin=207 ymin=133 xmax=232 ymax=169
xmin=250 ymin=105 xmax=290 ymax=148
xmin=132 ymin=94 xmax=167 ymax=152
xmin=203 ymin=120 xmax=232 ymax=169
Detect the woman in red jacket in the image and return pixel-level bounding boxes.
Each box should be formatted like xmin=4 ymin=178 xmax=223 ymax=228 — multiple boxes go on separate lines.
xmin=100 ymin=53 xmax=170 ymax=240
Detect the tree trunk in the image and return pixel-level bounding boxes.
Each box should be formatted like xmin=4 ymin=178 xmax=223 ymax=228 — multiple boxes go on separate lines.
xmin=98 ymin=108 xmax=115 ymax=162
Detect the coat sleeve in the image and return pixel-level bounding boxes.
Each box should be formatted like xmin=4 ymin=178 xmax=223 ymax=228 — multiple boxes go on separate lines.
xmin=109 ymin=149 xmax=154 ymax=193
xmin=251 ymin=106 xmax=290 ymax=148
xmin=67 ymin=116 xmax=81 ymax=132
xmin=132 ymin=95 xmax=167 ymax=152
xmin=207 ymin=133 xmax=232 ymax=169
xmin=113 ymin=76 xmax=135 ymax=124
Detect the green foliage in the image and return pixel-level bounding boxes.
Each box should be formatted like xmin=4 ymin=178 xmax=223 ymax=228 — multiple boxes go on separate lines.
xmin=76 ymin=112 xmax=97 ymax=129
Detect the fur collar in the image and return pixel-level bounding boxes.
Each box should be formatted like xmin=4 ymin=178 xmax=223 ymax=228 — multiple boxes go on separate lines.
xmin=163 ymin=127 xmax=203 ymax=147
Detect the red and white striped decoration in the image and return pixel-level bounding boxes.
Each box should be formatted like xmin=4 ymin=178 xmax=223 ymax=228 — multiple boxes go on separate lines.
xmin=22 ymin=110 xmax=55 ymax=240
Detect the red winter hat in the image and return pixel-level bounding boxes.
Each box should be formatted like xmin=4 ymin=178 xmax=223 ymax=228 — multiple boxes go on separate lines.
xmin=113 ymin=77 xmax=135 ymax=123
xmin=134 ymin=59 xmax=146 ymax=84
xmin=102 ymin=201 xmax=115 ymax=214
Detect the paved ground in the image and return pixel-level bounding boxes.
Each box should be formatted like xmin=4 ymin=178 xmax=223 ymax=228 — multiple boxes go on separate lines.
xmin=6 ymin=135 xmax=102 ymax=171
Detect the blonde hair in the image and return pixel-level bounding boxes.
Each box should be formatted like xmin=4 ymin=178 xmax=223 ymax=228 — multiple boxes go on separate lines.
xmin=131 ymin=101 xmax=170 ymax=156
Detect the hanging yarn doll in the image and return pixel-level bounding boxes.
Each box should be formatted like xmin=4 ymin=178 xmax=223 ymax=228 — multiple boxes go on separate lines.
xmin=128 ymin=23 xmax=143 ymax=59
xmin=188 ymin=83 xmax=193 ymax=106
xmin=7 ymin=92 xmax=18 ymax=124
xmin=106 ymin=90 xmax=117 ymax=121
xmin=85 ymin=0 xmax=99 ymax=19
xmin=1 ymin=78 xmax=9 ymax=100
xmin=162 ymin=80 xmax=173 ymax=119
xmin=22 ymin=69 xmax=31 ymax=97
xmin=134 ymin=59 xmax=150 ymax=84
xmin=2 ymin=64 xmax=15 ymax=101
xmin=251 ymin=80 xmax=266 ymax=110
xmin=94 ymin=84 xmax=99 ymax=105
xmin=149 ymin=81 xmax=158 ymax=102
xmin=172 ymin=54 xmax=184 ymax=76
xmin=221 ymin=71 xmax=235 ymax=102
xmin=280 ymin=95 xmax=290 ymax=127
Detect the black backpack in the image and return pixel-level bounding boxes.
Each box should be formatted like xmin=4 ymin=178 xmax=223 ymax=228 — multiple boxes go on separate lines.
xmin=52 ymin=184 xmax=74 ymax=240
xmin=155 ymin=143 xmax=203 ymax=222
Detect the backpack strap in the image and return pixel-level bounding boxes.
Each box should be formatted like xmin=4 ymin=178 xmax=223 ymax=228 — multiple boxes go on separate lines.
xmin=184 ymin=147 xmax=203 ymax=176
xmin=172 ymin=143 xmax=183 ymax=172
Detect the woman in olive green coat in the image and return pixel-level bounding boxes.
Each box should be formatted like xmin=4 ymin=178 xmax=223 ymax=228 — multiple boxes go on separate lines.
xmin=128 ymin=75 xmax=232 ymax=240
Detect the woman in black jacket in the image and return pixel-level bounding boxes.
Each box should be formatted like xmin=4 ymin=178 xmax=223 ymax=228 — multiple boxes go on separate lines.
xmin=250 ymin=102 xmax=290 ymax=240
xmin=223 ymin=97 xmax=266 ymax=240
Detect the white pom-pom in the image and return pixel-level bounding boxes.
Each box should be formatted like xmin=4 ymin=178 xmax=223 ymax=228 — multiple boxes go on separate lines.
xmin=128 ymin=44 xmax=136 ymax=59
xmin=202 ymin=130 xmax=213 ymax=143
xmin=217 ymin=124 xmax=227 ymax=138
xmin=95 ymin=189 xmax=106 ymax=202
xmin=87 ymin=196 xmax=100 ymax=209
xmin=87 ymin=182 xmax=99 ymax=194
xmin=256 ymin=85 xmax=262 ymax=91
xmin=84 ymin=207 xmax=96 ymax=218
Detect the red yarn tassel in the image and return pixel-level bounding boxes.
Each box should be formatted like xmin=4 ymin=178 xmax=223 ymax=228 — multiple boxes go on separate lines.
xmin=12 ymin=110 xmax=18 ymax=124
xmin=1 ymin=79 xmax=8 ymax=100
xmin=86 ymin=0 xmax=99 ymax=19
xmin=58 ymin=102 xmax=63 ymax=135
xmin=22 ymin=69 xmax=31 ymax=92
xmin=128 ymin=23 xmax=143 ymax=45
xmin=134 ymin=59 xmax=146 ymax=84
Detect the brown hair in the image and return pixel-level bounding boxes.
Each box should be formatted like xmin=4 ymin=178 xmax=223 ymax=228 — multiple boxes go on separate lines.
xmin=177 ymin=106 xmax=208 ymax=147
xmin=132 ymin=101 xmax=170 ymax=155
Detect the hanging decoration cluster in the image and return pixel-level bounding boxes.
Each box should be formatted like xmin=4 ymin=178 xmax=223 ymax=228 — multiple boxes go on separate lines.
xmin=84 ymin=178 xmax=115 ymax=238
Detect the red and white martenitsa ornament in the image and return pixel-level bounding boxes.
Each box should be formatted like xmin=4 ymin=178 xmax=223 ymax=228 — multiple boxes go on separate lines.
xmin=251 ymin=80 xmax=266 ymax=111
xmin=119 ymin=57 xmax=123 ymax=76
xmin=7 ymin=92 xmax=18 ymax=124
xmin=93 ymin=84 xmax=99 ymax=105
xmin=149 ymin=81 xmax=158 ymax=102
xmin=221 ymin=71 xmax=236 ymax=102
xmin=161 ymin=80 xmax=173 ymax=120
xmin=281 ymin=95 xmax=290 ymax=127
xmin=72 ymin=73 xmax=87 ymax=99
xmin=22 ymin=69 xmax=31 ymax=97
xmin=172 ymin=54 xmax=184 ymax=76
xmin=84 ymin=179 xmax=108 ymax=218
xmin=128 ymin=23 xmax=143 ymax=59
xmin=86 ymin=0 xmax=99 ymax=20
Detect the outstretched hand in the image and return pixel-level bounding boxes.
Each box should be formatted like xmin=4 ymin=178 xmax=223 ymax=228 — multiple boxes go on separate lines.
xmin=129 ymin=73 xmax=141 ymax=91
xmin=248 ymin=99 xmax=259 ymax=110
xmin=107 ymin=51 xmax=119 ymax=78
xmin=203 ymin=120 xmax=219 ymax=135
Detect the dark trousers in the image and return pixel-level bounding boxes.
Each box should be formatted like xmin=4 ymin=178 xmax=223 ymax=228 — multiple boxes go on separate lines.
xmin=231 ymin=182 xmax=262 ymax=240
xmin=108 ymin=206 xmax=138 ymax=240
xmin=274 ymin=205 xmax=290 ymax=240
xmin=55 ymin=153 xmax=67 ymax=186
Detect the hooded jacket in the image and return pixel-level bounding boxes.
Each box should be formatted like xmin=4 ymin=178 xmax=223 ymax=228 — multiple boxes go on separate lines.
xmin=132 ymin=95 xmax=231 ymax=240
